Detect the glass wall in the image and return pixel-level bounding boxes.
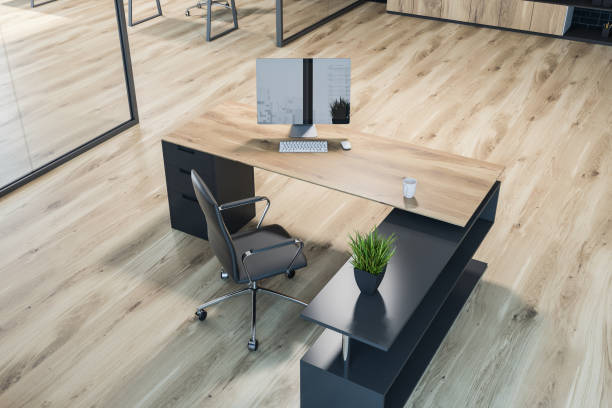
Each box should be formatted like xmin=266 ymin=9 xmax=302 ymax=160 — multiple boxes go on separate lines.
xmin=278 ymin=0 xmax=361 ymax=45
xmin=0 ymin=0 xmax=136 ymax=193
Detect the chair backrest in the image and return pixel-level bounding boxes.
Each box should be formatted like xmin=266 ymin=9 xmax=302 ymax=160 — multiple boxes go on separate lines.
xmin=191 ymin=170 xmax=239 ymax=281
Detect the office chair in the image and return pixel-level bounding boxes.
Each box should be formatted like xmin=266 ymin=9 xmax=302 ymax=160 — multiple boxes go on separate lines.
xmin=185 ymin=0 xmax=238 ymax=41
xmin=191 ymin=170 xmax=308 ymax=351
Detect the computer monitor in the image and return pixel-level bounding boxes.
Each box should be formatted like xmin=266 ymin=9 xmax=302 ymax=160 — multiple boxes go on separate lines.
xmin=256 ymin=58 xmax=350 ymax=138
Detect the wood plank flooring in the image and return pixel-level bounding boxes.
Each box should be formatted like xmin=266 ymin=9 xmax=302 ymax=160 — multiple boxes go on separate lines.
xmin=0 ymin=1 xmax=610 ymax=407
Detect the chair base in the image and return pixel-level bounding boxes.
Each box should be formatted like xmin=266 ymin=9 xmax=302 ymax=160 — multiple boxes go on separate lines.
xmin=195 ymin=280 xmax=307 ymax=351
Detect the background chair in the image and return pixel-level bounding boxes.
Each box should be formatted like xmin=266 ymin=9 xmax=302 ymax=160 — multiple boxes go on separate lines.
xmin=191 ymin=170 xmax=307 ymax=351
xmin=185 ymin=0 xmax=238 ymax=41
xmin=128 ymin=0 xmax=163 ymax=26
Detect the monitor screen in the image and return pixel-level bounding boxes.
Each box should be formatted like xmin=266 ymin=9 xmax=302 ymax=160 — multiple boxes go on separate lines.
xmin=256 ymin=58 xmax=350 ymax=125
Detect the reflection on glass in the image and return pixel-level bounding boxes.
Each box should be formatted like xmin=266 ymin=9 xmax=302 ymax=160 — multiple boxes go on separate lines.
xmin=349 ymin=292 xmax=393 ymax=342
xmin=0 ymin=0 xmax=131 ymax=188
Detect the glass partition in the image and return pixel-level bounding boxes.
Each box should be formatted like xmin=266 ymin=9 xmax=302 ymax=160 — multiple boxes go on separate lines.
xmin=0 ymin=0 xmax=137 ymax=195
xmin=277 ymin=0 xmax=362 ymax=46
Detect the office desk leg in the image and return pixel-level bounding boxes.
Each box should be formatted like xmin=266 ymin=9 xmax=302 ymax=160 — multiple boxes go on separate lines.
xmin=128 ymin=0 xmax=162 ymax=27
xmin=342 ymin=334 xmax=350 ymax=377
xmin=301 ymin=260 xmax=487 ymax=408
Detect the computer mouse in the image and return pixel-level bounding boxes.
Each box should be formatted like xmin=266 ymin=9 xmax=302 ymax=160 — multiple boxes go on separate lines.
xmin=341 ymin=141 xmax=352 ymax=150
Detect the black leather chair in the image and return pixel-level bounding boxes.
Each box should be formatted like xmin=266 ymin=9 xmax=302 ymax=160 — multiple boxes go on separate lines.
xmin=191 ymin=170 xmax=308 ymax=351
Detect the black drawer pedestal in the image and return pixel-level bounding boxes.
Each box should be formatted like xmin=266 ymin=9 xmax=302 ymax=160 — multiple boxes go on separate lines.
xmin=162 ymin=141 xmax=255 ymax=239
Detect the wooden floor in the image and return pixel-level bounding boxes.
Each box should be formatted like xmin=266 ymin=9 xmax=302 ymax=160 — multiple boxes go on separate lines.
xmin=0 ymin=1 xmax=610 ymax=407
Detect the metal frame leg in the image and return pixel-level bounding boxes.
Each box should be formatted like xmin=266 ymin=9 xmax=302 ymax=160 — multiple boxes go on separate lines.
xmin=128 ymin=0 xmax=162 ymax=27
xmin=205 ymin=0 xmax=212 ymax=41
xmin=230 ymin=0 xmax=238 ymax=30
xmin=31 ymin=0 xmax=57 ymax=7
xmin=342 ymin=334 xmax=350 ymax=377
xmin=196 ymin=287 xmax=250 ymax=311
xmin=248 ymin=285 xmax=257 ymax=350
xmin=206 ymin=0 xmax=239 ymax=41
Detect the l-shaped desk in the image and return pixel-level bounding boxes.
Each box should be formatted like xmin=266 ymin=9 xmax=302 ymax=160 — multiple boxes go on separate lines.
xmin=162 ymin=101 xmax=503 ymax=407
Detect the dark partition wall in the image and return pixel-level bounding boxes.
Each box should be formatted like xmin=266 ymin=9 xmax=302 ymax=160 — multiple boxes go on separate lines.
xmin=276 ymin=0 xmax=365 ymax=46
xmin=0 ymin=0 xmax=137 ymax=197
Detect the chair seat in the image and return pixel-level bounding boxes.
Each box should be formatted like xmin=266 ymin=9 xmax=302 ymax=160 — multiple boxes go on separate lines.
xmin=232 ymin=224 xmax=307 ymax=283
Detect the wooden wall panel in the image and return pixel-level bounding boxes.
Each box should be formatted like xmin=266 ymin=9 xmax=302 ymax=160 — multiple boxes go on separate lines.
xmin=413 ymin=0 xmax=442 ymax=18
xmin=530 ymin=3 xmax=568 ymax=35
xmin=390 ymin=0 xmax=568 ymax=38
xmin=470 ymin=0 xmax=501 ymax=26
xmin=441 ymin=0 xmax=472 ymax=22
xmin=499 ymin=0 xmax=534 ymax=31
xmin=387 ymin=0 xmax=413 ymax=14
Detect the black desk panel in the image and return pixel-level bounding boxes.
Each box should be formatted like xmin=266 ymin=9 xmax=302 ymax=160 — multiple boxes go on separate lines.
xmin=300 ymin=182 xmax=500 ymax=408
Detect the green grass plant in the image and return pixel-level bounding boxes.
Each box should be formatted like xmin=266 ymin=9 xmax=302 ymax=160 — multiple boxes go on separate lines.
xmin=348 ymin=228 xmax=396 ymax=275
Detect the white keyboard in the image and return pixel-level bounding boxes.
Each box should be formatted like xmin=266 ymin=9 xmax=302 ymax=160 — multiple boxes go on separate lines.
xmin=279 ymin=140 xmax=328 ymax=153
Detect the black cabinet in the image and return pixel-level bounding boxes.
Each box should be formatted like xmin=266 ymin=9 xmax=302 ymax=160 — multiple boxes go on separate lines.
xmin=162 ymin=141 xmax=255 ymax=239
xmin=300 ymin=182 xmax=501 ymax=407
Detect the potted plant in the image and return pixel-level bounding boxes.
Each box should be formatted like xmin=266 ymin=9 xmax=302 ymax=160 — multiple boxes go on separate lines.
xmin=330 ymin=97 xmax=350 ymax=124
xmin=348 ymin=228 xmax=396 ymax=295
xmin=603 ymin=22 xmax=611 ymax=38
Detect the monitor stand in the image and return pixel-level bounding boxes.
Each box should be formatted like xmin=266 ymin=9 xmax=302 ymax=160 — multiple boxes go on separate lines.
xmin=289 ymin=124 xmax=318 ymax=138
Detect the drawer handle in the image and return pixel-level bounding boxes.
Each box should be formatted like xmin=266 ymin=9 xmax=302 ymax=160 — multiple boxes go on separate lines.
xmin=182 ymin=194 xmax=198 ymax=202
xmin=177 ymin=146 xmax=195 ymax=155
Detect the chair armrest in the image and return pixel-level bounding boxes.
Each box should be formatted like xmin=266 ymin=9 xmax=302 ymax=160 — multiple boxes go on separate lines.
xmin=219 ymin=196 xmax=270 ymax=229
xmin=241 ymin=239 xmax=304 ymax=283
xmin=219 ymin=196 xmax=268 ymax=210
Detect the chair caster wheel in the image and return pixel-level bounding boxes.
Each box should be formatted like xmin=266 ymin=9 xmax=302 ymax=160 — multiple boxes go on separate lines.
xmin=286 ymin=269 xmax=295 ymax=279
xmin=196 ymin=310 xmax=207 ymax=321
xmin=247 ymin=339 xmax=258 ymax=351
xmin=185 ymin=10 xmax=190 ymax=16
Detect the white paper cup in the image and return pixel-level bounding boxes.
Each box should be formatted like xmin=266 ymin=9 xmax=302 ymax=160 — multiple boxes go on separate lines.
xmin=403 ymin=177 xmax=417 ymax=198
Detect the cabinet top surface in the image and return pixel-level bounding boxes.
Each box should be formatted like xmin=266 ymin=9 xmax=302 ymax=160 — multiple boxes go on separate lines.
xmin=164 ymin=101 xmax=503 ymax=226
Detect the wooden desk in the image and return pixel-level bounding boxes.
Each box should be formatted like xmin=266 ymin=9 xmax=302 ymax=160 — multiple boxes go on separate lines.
xmin=161 ymin=101 xmax=503 ymax=408
xmin=164 ymin=101 xmax=502 ymax=227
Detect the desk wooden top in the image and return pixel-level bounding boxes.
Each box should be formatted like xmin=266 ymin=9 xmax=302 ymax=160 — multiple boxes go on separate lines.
xmin=164 ymin=101 xmax=503 ymax=227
